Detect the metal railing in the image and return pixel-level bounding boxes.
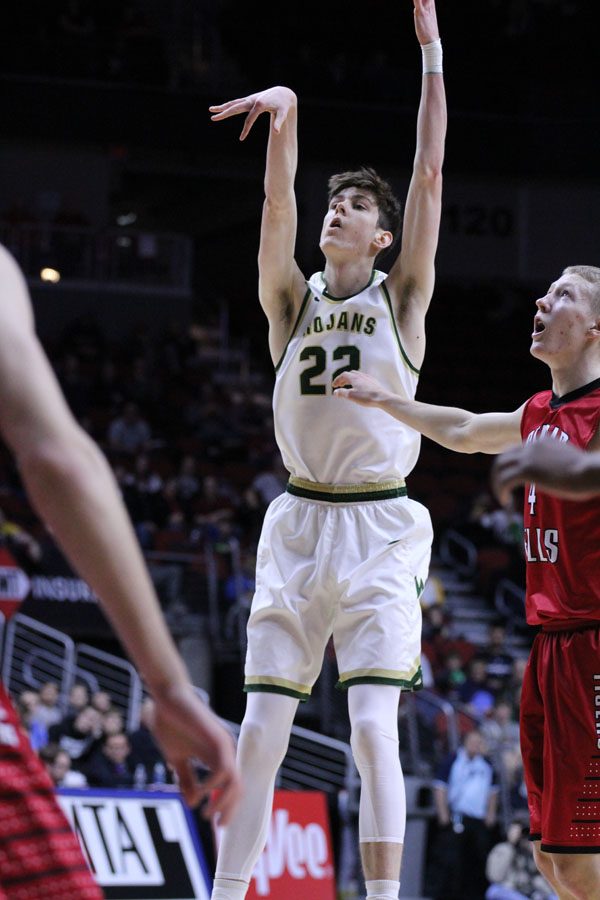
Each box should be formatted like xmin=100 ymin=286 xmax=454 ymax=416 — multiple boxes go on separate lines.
xmin=0 ymin=221 xmax=192 ymax=296
xmin=414 ymin=689 xmax=461 ymax=755
xmin=74 ymin=643 xmax=143 ymax=732
xmin=226 ymin=717 xmax=358 ymax=801
xmin=494 ymin=577 xmax=526 ymax=631
xmin=1 ymin=613 xmax=142 ymax=728
xmin=2 ymin=613 xmax=76 ymax=704
xmin=439 ymin=527 xmax=478 ymax=577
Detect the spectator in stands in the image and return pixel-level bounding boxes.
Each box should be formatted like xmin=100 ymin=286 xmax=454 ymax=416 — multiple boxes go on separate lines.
xmin=128 ymin=697 xmax=167 ymax=784
xmin=132 ymin=453 xmax=168 ymax=524
xmin=420 ymin=650 xmax=435 ymax=689
xmin=90 ymin=689 xmax=113 ymax=714
xmin=430 ymin=729 xmax=499 ymax=900
xmin=102 ymin=709 xmax=125 ymax=737
xmin=30 ymin=680 xmax=63 ymax=730
xmin=168 ymin=454 xmax=201 ymax=515
xmin=509 ymin=757 xmax=530 ymax=819
xmin=483 ymin=621 xmax=516 ymax=696
xmin=192 ymin=474 xmax=237 ymax=541
xmin=118 ymin=455 xmax=171 ymax=550
xmin=16 ymin=690 xmax=39 ymax=716
xmin=66 ymin=681 xmax=89 ymax=715
xmin=486 ymin=819 xmax=558 ymax=900
xmin=48 ymin=703 xmax=103 ymax=771
xmin=189 ymin=388 xmax=237 ymax=456
xmin=478 ymin=494 xmax=523 ymax=549
xmin=459 ymin=656 xmax=496 ymax=718
xmin=422 ymin=605 xmax=476 ymax=677
xmin=16 ymin=689 xmax=47 ymax=752
xmin=107 ymin=401 xmax=151 ymax=454
xmin=223 ymin=552 xmax=256 ymax=606
xmin=456 ymin=490 xmax=500 ymax=548
xmin=435 ymin=649 xmax=467 ymax=702
xmin=481 ymin=699 xmax=522 ymax=798
xmin=39 ymin=743 xmax=88 ymax=788
xmin=482 ymin=700 xmax=520 ymax=760
xmin=248 ymin=452 xmax=287 ymax=509
xmin=507 ymin=657 xmax=528 ymax=716
xmin=85 ymin=731 xmax=135 ymax=788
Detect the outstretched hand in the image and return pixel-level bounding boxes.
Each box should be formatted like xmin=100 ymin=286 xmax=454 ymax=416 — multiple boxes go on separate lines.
xmin=209 ymin=86 xmax=297 ymax=141
xmin=414 ymin=0 xmax=440 ymax=46
xmin=332 ymin=370 xmax=390 ymax=407
xmin=149 ymin=685 xmax=241 ymax=825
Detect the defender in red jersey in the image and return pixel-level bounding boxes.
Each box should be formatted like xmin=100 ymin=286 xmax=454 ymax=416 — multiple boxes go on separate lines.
xmin=0 ymin=243 xmax=240 ymax=899
xmin=333 ymin=265 xmax=600 ymax=899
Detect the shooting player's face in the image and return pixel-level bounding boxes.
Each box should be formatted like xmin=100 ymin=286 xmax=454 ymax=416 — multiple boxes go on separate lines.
xmin=320 ymin=188 xmax=387 ymax=261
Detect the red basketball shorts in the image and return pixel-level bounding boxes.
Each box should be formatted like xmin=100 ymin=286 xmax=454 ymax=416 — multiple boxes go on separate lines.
xmin=0 ymin=684 xmax=103 ymax=899
xmin=520 ymin=625 xmax=600 ymax=853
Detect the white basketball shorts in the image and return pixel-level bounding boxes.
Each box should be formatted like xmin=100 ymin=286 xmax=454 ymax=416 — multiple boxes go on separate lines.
xmin=244 ymin=478 xmax=433 ymax=700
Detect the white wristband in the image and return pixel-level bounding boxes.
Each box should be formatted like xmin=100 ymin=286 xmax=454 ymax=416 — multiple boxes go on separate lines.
xmin=422 ymin=39 xmax=443 ymax=75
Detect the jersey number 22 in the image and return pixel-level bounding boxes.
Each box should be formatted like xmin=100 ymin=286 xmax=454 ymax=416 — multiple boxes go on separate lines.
xmin=299 ymin=345 xmax=360 ymax=395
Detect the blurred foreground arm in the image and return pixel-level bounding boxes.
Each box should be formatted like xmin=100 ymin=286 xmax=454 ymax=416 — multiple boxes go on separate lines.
xmin=0 ymin=245 xmax=241 ymax=821
xmin=492 ymin=439 xmax=600 ymax=505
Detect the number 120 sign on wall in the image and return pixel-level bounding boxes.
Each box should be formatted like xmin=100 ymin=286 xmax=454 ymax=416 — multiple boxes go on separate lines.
xmin=216 ymin=790 xmax=336 ymax=899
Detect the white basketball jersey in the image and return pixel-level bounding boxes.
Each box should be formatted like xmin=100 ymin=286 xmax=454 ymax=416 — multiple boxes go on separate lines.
xmin=273 ymin=270 xmax=422 ymax=484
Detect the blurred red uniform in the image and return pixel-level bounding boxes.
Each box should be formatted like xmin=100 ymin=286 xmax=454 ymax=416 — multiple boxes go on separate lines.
xmin=0 ymin=594 xmax=102 ymax=899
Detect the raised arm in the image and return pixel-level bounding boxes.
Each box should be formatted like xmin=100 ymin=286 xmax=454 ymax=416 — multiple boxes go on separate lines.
xmin=387 ymin=0 xmax=446 ymax=365
xmin=492 ymin=437 xmax=600 ymax=505
xmin=0 ymin=246 xmax=241 ymax=821
xmin=332 ymin=370 xmax=523 ymax=455
xmin=210 ymin=86 xmax=307 ymax=364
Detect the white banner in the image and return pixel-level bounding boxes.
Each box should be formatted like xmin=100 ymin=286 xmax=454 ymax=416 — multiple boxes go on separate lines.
xmin=58 ymin=788 xmax=210 ymax=900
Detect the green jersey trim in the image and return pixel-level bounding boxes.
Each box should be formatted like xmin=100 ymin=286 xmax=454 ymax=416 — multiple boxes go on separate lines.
xmin=274 ymin=287 xmax=313 ymax=374
xmin=380 ymin=281 xmax=420 ymax=375
xmin=320 ymin=269 xmax=377 ymax=302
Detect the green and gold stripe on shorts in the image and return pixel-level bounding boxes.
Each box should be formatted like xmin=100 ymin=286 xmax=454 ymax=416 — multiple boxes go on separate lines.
xmin=244 ymin=675 xmax=312 ymax=702
xmin=336 ymin=662 xmax=423 ymax=692
xmin=286 ymin=476 xmax=407 ymax=503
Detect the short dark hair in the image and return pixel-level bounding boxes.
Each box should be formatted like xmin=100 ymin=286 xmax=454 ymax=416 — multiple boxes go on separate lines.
xmin=39 ymin=742 xmax=65 ymax=764
xmin=327 ymin=166 xmax=402 ymax=260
